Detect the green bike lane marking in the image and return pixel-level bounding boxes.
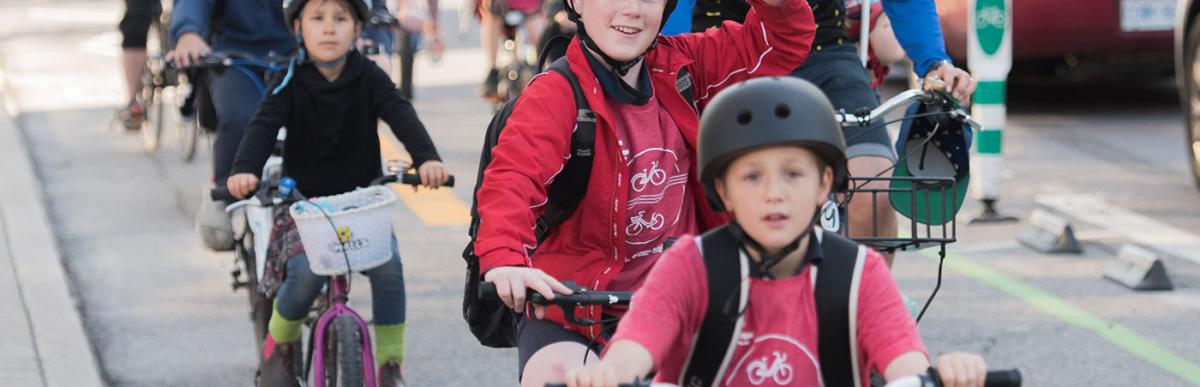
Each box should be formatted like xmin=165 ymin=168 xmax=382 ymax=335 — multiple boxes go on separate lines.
xmin=919 ymin=249 xmax=1200 ymax=385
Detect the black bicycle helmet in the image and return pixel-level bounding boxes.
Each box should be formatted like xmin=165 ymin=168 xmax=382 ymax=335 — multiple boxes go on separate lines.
xmin=698 ymin=76 xmax=848 ymax=212
xmin=562 ymin=0 xmax=678 ymax=75
xmin=284 ymin=0 xmax=371 ymax=27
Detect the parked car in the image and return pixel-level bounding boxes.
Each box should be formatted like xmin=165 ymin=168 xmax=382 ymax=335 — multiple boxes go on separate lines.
xmin=1176 ymin=0 xmax=1200 ymax=189
xmin=936 ymin=0 xmax=1175 ymax=77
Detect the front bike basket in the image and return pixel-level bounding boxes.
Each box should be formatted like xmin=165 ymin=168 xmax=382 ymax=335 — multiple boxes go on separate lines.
xmin=836 ymin=175 xmax=958 ymax=253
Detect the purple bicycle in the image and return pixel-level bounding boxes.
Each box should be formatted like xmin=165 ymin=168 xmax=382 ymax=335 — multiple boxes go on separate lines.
xmin=213 ymin=162 xmax=454 ymax=386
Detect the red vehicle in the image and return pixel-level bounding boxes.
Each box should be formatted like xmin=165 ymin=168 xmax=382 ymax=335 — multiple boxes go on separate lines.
xmin=1176 ymin=0 xmax=1200 ymax=189
xmin=935 ymin=0 xmax=1174 ymax=73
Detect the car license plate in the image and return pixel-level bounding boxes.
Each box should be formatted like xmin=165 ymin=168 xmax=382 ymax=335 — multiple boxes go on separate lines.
xmin=1120 ymin=0 xmax=1176 ymax=32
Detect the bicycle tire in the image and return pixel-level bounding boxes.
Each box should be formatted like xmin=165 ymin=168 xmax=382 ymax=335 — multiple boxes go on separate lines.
xmin=174 ymin=80 xmax=199 ymax=162
xmin=141 ymin=86 xmax=163 ymax=152
xmin=323 ymin=315 xmax=366 ymax=387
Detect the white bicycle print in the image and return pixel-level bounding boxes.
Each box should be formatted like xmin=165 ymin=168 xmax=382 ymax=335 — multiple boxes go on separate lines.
xmin=746 ymin=351 xmax=794 ymax=385
xmin=625 ymin=210 xmax=666 ymax=237
xmin=631 ymin=161 xmax=668 ymax=192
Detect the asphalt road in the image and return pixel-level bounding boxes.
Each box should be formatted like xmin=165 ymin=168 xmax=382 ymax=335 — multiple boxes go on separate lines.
xmin=1 ymin=0 xmax=1199 ymax=386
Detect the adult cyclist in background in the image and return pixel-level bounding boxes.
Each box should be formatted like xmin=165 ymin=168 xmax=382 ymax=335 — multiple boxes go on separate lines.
xmin=477 ymin=0 xmax=545 ymax=101
xmin=116 ymin=0 xmax=158 ymax=130
xmin=690 ymin=0 xmax=977 ymax=267
xmin=473 ymin=0 xmax=815 ymax=385
xmin=167 ymin=0 xmax=295 ymax=252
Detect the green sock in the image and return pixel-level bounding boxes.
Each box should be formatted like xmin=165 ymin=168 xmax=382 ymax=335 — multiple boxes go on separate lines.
xmin=268 ymin=302 xmax=304 ymax=344
xmin=374 ymin=323 xmax=406 ymax=365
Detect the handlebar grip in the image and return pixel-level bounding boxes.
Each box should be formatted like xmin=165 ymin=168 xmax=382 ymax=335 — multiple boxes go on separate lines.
xmin=210 ymin=187 xmax=239 ymax=202
xmin=398 ymin=173 xmax=455 ymax=187
xmin=476 ymin=281 xmax=553 ymax=305
xmin=984 ymin=369 xmax=1021 ymax=387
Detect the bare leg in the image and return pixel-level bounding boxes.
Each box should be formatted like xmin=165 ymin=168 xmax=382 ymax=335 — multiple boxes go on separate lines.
xmin=520 ymin=342 xmax=599 ymax=387
xmin=480 ymin=8 xmax=499 ymax=71
xmin=122 ymin=48 xmax=148 ymax=102
xmin=847 ymin=155 xmax=898 ymax=266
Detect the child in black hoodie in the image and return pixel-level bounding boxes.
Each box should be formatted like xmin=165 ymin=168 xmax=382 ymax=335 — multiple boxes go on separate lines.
xmin=226 ymin=0 xmax=447 ymax=385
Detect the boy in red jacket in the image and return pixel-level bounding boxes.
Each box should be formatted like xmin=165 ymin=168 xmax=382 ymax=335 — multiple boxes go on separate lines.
xmin=472 ymin=0 xmax=816 ymax=385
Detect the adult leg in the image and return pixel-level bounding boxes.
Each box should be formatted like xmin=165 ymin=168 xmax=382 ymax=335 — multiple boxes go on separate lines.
xmin=195 ymin=69 xmax=262 ymax=251
xmin=479 ymin=0 xmax=500 ymax=98
xmin=118 ymin=0 xmax=155 ymax=129
xmin=793 ymin=44 xmax=898 ymax=265
xmin=517 ymin=317 xmax=601 ymax=387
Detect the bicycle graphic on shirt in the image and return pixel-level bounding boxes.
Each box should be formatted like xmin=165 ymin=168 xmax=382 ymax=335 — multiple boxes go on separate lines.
xmin=625 ymin=210 xmax=665 ymax=237
xmin=630 ymin=161 xmax=668 ymax=192
xmin=746 ymin=351 xmax=794 ymax=385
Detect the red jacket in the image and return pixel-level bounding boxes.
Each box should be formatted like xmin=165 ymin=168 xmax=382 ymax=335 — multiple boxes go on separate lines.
xmin=474 ymin=0 xmax=815 ymax=340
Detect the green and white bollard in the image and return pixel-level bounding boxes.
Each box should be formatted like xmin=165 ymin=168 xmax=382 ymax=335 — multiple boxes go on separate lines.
xmin=967 ymin=0 xmax=1017 ymax=223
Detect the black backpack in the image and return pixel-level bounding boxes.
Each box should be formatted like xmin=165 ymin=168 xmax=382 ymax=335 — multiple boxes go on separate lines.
xmin=461 ymin=57 xmax=697 ymax=348
xmin=678 ymin=225 xmax=867 ymax=387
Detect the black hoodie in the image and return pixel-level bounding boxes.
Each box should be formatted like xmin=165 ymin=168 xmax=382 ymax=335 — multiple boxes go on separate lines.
xmin=231 ymin=51 xmax=441 ymax=197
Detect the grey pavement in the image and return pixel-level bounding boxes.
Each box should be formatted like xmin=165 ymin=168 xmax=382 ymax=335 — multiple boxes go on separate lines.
xmin=0 ymin=87 xmax=105 ymax=385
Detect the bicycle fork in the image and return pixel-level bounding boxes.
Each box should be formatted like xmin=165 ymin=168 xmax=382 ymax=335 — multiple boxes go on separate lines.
xmin=311 ymin=276 xmax=378 ymax=387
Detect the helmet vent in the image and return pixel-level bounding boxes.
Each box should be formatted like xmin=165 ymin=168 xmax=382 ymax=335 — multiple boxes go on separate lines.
xmin=774 ymin=104 xmax=791 ymax=119
xmin=737 ymin=110 xmax=753 ymax=125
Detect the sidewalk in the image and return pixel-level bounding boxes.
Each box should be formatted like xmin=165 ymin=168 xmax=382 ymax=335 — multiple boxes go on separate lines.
xmin=0 ymin=87 xmax=105 ymax=386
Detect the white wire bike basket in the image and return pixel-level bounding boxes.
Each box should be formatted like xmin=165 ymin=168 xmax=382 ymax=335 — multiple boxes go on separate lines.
xmin=289 ymin=186 xmax=398 ymax=275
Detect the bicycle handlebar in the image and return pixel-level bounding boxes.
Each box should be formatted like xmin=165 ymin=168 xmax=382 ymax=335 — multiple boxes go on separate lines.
xmin=169 ymin=51 xmax=291 ymax=71
xmin=212 ymin=173 xmax=454 ymax=202
xmin=836 ymin=86 xmax=982 ymax=133
xmin=542 ymin=368 xmax=1020 ymax=387
xmin=478 ymin=281 xmax=632 ymax=307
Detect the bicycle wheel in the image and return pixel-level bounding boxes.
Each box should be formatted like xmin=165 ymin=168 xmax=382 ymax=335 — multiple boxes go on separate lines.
xmin=141 ymin=86 xmax=163 ymax=152
xmin=174 ymin=77 xmax=199 ymax=162
xmin=323 ymin=315 xmax=366 ymax=387
xmin=235 ymin=226 xmax=271 ymax=363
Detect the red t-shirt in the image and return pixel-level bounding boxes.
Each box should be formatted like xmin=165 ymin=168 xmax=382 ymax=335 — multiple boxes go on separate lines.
xmin=610 ymin=233 xmax=925 ymax=387
xmin=605 ymin=95 xmax=699 ymax=296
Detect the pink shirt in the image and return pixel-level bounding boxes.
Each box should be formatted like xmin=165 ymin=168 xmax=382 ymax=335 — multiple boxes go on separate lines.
xmin=610 ymin=234 xmax=925 ymax=387
xmin=605 ymin=94 xmax=699 ymax=296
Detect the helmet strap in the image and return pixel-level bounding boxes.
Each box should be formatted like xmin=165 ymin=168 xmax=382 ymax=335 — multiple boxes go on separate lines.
xmin=727 ymin=208 xmax=821 ymax=280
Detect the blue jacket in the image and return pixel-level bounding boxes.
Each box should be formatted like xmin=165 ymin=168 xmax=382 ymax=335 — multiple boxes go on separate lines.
xmin=171 ymin=0 xmax=295 ymax=56
xmin=881 ymin=0 xmax=951 ymax=76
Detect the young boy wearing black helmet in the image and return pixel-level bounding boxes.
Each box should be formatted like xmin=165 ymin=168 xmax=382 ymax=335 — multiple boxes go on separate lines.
xmin=225 ymin=0 xmax=449 ymax=385
xmin=564 ymin=77 xmax=988 ymax=387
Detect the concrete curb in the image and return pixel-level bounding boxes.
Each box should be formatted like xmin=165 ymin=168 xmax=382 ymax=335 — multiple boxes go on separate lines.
xmin=0 ymin=88 xmax=106 ymax=385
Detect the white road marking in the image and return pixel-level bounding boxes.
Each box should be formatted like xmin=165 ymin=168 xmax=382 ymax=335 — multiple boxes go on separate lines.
xmin=1037 ymin=193 xmax=1200 ymax=265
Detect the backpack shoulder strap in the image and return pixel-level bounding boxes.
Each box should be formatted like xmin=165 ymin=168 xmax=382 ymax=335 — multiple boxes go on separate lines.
xmin=815 ymin=230 xmax=867 ymax=387
xmin=676 ymin=66 xmax=697 ymax=112
xmin=679 ymin=225 xmax=747 ymax=387
xmin=530 ymin=58 xmax=596 ymax=245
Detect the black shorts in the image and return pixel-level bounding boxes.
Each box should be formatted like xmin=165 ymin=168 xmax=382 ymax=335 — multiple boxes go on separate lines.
xmin=516 ymin=315 xmax=616 ymax=380
xmin=791 ymin=43 xmax=897 ymax=162
xmin=119 ymin=0 xmax=159 ymax=48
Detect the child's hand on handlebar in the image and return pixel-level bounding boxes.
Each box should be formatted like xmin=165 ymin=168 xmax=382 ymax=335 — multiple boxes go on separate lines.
xmin=935 ymin=352 xmax=987 ymax=387
xmin=226 ymin=173 xmax=259 ymax=200
xmin=565 ymin=360 xmax=623 ymax=387
xmin=416 ymin=160 xmax=450 ymax=190
xmin=483 ymin=266 xmax=574 ymax=318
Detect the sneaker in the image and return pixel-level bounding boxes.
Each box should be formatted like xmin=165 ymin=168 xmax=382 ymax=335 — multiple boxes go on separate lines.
xmin=260 ymin=335 xmax=301 ymax=387
xmin=196 ymin=185 xmax=234 ymax=251
xmin=120 ymin=99 xmax=145 ymax=131
xmin=378 ymin=361 xmax=408 ymax=387
xmin=480 ymin=68 xmax=500 ymax=101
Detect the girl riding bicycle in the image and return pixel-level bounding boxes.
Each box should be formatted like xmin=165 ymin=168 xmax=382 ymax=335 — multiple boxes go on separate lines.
xmin=473 ymin=0 xmax=815 ymax=386
xmin=563 ymin=77 xmax=988 ymax=387
xmin=223 ymin=0 xmax=449 ymax=385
